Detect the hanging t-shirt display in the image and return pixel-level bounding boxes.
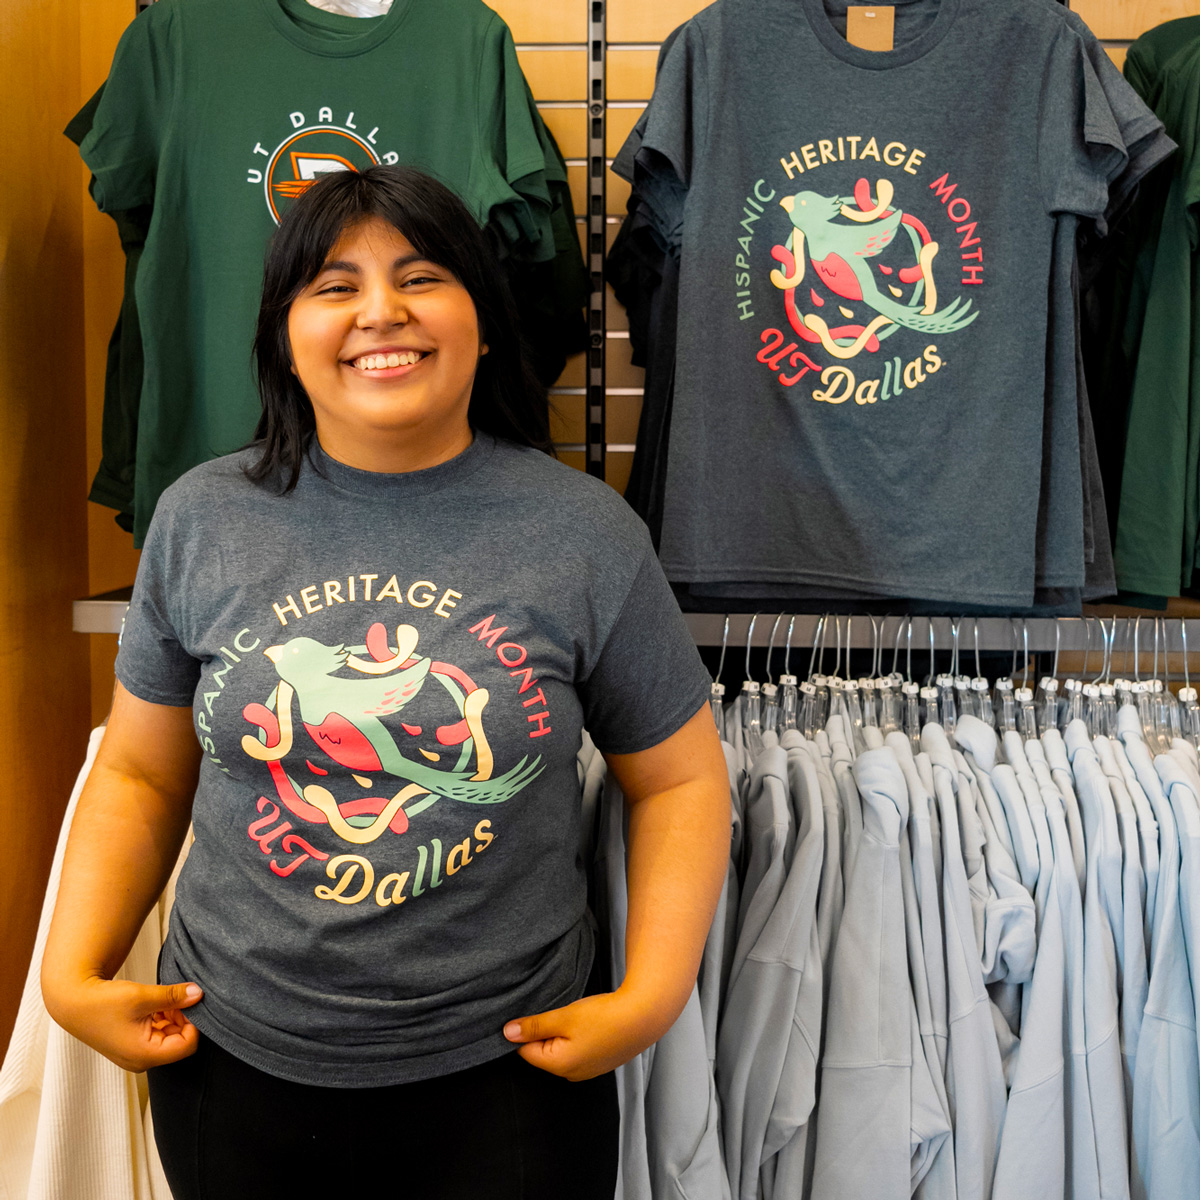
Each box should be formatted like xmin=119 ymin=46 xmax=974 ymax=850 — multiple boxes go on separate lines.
xmin=616 ymin=0 xmax=1122 ymax=608
xmin=115 ymin=435 xmax=713 ymax=1087
xmin=79 ymin=0 xmax=561 ymax=546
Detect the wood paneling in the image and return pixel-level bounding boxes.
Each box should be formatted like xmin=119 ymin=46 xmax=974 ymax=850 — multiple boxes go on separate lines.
xmin=1071 ymin=0 xmax=1196 ymax=41
xmin=607 ymin=106 xmax=644 ymax=157
xmin=0 ymin=0 xmax=91 ymax=1064
xmin=1106 ymin=45 xmax=1129 ymax=71
xmin=607 ymin=49 xmax=659 ymax=100
xmin=489 ymin=0 xmax=587 ymax=42
xmin=609 ymin=0 xmax=707 ymax=42
xmin=540 ymin=106 xmax=587 ymax=157
xmin=516 ymin=48 xmax=587 ymax=100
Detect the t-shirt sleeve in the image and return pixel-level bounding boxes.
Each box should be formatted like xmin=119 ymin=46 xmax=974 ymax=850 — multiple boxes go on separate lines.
xmin=1038 ymin=24 xmax=1127 ymax=223
xmin=578 ymin=544 xmax=711 ymax=756
xmin=474 ymin=15 xmax=556 ymax=260
xmin=114 ymin=491 xmax=202 ymax=707
xmin=635 ymin=20 xmax=708 ymax=191
xmin=78 ymin=2 xmax=177 ymax=212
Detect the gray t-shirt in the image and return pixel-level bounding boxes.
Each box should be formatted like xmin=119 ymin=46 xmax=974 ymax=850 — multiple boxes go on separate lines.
xmin=620 ymin=0 xmax=1122 ymax=606
xmin=116 ymin=433 xmax=711 ymax=1087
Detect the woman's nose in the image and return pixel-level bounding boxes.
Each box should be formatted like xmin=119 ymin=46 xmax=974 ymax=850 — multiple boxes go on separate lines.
xmin=356 ymin=284 xmax=409 ymax=329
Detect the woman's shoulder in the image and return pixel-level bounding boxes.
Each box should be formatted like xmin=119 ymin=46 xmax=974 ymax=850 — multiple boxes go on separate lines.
xmin=488 ymin=441 xmax=653 ymax=549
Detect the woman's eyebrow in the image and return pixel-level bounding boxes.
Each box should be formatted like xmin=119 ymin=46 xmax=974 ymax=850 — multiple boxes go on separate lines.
xmin=316 ymin=253 xmax=429 ymax=274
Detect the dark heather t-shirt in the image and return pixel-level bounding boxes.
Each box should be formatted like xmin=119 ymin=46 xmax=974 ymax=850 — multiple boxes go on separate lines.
xmin=115 ymin=435 xmax=711 ymax=1087
xmin=623 ymin=0 xmax=1121 ymax=607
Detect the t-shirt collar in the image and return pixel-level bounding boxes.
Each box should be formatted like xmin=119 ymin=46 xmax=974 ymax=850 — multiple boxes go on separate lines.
xmin=260 ymin=0 xmax=412 ymax=57
xmin=306 ymin=430 xmax=495 ymax=497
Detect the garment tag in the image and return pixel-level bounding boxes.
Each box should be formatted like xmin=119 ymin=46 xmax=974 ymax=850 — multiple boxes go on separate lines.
xmin=846 ymin=6 xmax=895 ymax=51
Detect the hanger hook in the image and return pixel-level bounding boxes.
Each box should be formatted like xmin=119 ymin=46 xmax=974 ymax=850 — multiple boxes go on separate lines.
xmin=906 ymin=617 xmax=914 ymax=683
xmin=716 ymin=614 xmax=730 ymax=685
xmin=927 ymin=617 xmax=936 ymax=686
xmin=870 ymin=615 xmax=881 ymax=678
xmin=1082 ymin=616 xmax=1093 ymax=680
xmin=1092 ymin=616 xmax=1109 ymax=685
xmin=1183 ymin=618 xmax=1190 ymax=691
xmin=893 ymin=615 xmax=905 ymax=677
xmin=1022 ymin=618 xmax=1030 ymax=687
xmin=808 ymin=614 xmax=824 ymax=680
xmin=784 ymin=614 xmax=797 ymax=678
xmin=818 ymin=612 xmax=830 ymax=676
xmin=1053 ymin=619 xmax=1061 ymax=681
xmin=832 ymin=615 xmax=843 ymax=681
xmin=951 ymin=618 xmax=961 ymax=678
xmin=765 ymin=613 xmax=785 ymax=685
xmin=973 ymin=617 xmax=982 ymax=678
xmin=745 ymin=612 xmax=760 ymax=682
xmin=1134 ymin=615 xmax=1141 ymax=683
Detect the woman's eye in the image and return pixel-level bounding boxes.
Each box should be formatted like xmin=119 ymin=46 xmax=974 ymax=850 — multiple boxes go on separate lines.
xmin=317 ymin=283 xmax=355 ymax=295
xmin=402 ymin=274 xmax=440 ymax=287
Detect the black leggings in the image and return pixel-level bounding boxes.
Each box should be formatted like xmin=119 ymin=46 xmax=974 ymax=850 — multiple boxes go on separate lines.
xmin=147 ymin=1037 xmax=619 ymax=1200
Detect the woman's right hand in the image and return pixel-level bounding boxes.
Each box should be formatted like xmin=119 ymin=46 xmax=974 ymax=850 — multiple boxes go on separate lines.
xmin=43 ymin=975 xmax=204 ymax=1073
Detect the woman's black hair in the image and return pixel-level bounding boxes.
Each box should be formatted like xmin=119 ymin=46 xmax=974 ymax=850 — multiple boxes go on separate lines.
xmin=247 ymin=164 xmax=553 ymax=490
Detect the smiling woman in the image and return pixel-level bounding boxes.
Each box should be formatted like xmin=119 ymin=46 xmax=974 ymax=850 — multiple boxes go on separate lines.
xmin=248 ymin=165 xmax=553 ymax=488
xmin=41 ymin=165 xmax=730 ymax=1200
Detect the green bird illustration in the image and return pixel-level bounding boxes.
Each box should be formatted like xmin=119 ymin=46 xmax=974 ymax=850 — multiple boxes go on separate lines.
xmin=780 ymin=188 xmax=977 ymax=336
xmin=263 ymin=637 xmax=543 ymax=817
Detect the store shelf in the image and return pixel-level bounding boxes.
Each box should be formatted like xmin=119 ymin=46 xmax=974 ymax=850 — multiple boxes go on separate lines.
xmin=73 ymin=586 xmax=132 ymax=634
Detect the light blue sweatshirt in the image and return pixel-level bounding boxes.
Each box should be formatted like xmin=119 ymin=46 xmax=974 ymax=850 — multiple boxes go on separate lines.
xmin=923 ymin=723 xmax=1008 ymax=1200
xmin=716 ymin=727 xmax=824 ymax=1200
xmin=1118 ymin=711 xmax=1200 ymax=1200
xmin=811 ymin=747 xmax=939 ymax=1200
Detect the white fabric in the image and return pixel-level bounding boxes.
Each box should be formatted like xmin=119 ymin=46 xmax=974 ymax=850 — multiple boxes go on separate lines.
xmin=0 ymin=729 xmax=187 ymax=1200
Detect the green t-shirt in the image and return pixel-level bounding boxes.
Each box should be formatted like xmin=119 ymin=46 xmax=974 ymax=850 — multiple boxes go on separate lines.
xmin=1110 ymin=33 xmax=1200 ymax=596
xmin=81 ymin=0 xmax=552 ymax=545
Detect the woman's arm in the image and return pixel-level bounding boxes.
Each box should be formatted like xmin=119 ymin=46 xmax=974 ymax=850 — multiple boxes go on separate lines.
xmin=503 ymin=701 xmax=729 ymax=1079
xmin=41 ymin=681 xmax=206 ymax=1072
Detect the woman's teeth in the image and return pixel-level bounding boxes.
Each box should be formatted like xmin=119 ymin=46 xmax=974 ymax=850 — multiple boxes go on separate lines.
xmin=353 ymin=351 xmax=423 ymax=370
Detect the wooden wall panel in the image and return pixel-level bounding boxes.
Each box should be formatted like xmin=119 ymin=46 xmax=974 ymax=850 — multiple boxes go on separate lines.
xmin=609 ymin=0 xmax=708 ymax=42
xmin=1071 ymin=0 xmax=1197 ymax=41
xmin=607 ymin=49 xmax=659 ymax=100
xmin=516 ymin=48 xmax=588 ymax=100
xmin=540 ymin=106 xmax=587 ymax=157
xmin=490 ymin=0 xmax=587 ymax=42
xmin=0 ymin=0 xmax=90 ymax=1064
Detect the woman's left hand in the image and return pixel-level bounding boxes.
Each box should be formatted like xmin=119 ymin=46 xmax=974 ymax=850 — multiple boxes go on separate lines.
xmin=503 ymin=988 xmax=663 ymax=1081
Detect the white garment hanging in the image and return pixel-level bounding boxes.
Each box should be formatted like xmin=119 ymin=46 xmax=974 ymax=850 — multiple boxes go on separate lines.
xmin=0 ymin=729 xmax=187 ymax=1200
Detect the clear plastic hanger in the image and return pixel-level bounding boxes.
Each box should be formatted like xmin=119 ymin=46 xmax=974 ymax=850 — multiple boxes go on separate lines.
xmin=742 ymin=613 xmax=765 ymax=757
xmin=1179 ymin=617 xmax=1200 ymax=747
xmin=879 ymin=615 xmax=904 ymax=735
xmin=861 ymin=616 xmax=881 ymax=733
xmin=950 ymin=618 xmax=970 ymax=725
xmin=1035 ymin=620 xmax=1061 ymax=731
xmin=779 ymin=615 xmax=800 ymax=732
xmin=970 ymin=616 xmax=993 ymax=726
xmin=902 ymin=618 xmax=922 ymax=751
xmin=799 ymin=615 xmax=824 ymax=738
xmin=761 ymin=613 xmax=785 ymax=735
xmin=992 ymin=620 xmax=1018 ymax=734
xmin=710 ymin=614 xmax=730 ymax=741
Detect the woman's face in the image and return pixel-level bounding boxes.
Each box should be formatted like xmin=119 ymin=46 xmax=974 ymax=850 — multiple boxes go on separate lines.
xmin=287 ymin=216 xmax=486 ymax=472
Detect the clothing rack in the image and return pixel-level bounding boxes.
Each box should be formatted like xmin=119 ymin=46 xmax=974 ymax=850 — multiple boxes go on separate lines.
xmin=684 ymin=613 xmax=1200 ymax=678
